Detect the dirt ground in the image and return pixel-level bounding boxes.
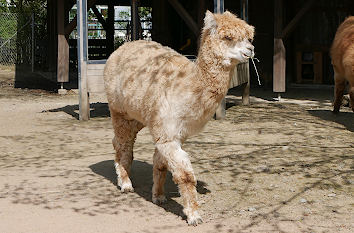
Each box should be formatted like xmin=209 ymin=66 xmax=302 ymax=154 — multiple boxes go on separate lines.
xmin=0 ymin=69 xmax=353 ymax=233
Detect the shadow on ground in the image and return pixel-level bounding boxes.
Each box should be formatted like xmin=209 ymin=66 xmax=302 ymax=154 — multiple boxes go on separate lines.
xmin=89 ymin=160 xmax=210 ymax=219
xmin=47 ymin=102 xmax=110 ymax=120
xmin=308 ymin=109 xmax=354 ymax=132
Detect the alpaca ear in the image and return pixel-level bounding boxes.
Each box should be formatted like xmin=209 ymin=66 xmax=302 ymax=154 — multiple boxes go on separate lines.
xmin=223 ymin=11 xmax=234 ymax=17
xmin=204 ymin=10 xmax=217 ymax=33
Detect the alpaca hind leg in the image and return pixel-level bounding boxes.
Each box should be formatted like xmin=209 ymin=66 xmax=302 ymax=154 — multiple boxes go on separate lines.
xmin=152 ymin=149 xmax=167 ymax=204
xmin=111 ymin=111 xmax=143 ymax=192
xmin=333 ymin=73 xmax=346 ymax=113
xmin=156 ymin=141 xmax=203 ymax=226
xmin=346 ymin=68 xmax=354 ymax=112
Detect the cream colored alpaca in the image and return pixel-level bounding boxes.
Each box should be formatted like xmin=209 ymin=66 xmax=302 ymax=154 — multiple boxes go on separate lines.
xmin=331 ymin=16 xmax=354 ymax=112
xmin=103 ymin=11 xmax=254 ymax=225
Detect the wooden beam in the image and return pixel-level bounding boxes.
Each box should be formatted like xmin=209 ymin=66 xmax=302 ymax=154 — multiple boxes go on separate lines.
xmin=281 ymin=0 xmax=315 ymax=39
xmin=131 ymin=0 xmax=139 ymax=40
xmin=57 ymin=0 xmax=69 ymax=83
xmin=167 ymin=0 xmax=199 ymax=37
xmin=65 ymin=0 xmax=97 ymax=36
xmin=91 ymin=5 xmax=108 ymax=30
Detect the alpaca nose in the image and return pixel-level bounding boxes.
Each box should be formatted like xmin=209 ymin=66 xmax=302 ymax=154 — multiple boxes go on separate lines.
xmin=248 ymin=44 xmax=255 ymax=57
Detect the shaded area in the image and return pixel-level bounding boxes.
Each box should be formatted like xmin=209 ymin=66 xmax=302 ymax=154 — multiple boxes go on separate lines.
xmin=46 ymin=102 xmax=110 ymax=119
xmin=89 ymin=159 xmax=210 ymax=219
xmin=1 ymin=89 xmax=353 ymax=232
xmin=308 ymin=109 xmax=354 ymax=132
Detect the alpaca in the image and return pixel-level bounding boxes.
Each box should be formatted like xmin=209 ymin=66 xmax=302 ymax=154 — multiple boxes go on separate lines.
xmin=331 ymin=16 xmax=354 ymax=113
xmin=103 ymin=10 xmax=254 ymax=225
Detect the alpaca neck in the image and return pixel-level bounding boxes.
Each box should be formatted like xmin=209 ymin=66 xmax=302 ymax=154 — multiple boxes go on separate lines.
xmin=195 ymin=47 xmax=236 ymax=103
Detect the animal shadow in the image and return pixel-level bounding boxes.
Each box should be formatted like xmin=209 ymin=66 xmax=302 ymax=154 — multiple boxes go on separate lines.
xmin=89 ymin=160 xmax=210 ymax=218
xmin=45 ymin=102 xmax=110 ymax=119
xmin=308 ymin=109 xmax=354 ymax=132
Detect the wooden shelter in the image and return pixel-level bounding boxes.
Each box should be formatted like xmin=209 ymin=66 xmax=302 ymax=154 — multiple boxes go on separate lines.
xmin=40 ymin=0 xmax=353 ymax=120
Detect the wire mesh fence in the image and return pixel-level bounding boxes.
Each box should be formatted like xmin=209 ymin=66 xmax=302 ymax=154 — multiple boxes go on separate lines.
xmin=0 ymin=13 xmax=19 ymax=66
xmin=0 ymin=12 xmax=33 ymax=67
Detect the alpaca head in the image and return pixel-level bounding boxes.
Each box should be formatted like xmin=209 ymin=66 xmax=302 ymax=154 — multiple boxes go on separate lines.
xmin=201 ymin=10 xmax=255 ymax=66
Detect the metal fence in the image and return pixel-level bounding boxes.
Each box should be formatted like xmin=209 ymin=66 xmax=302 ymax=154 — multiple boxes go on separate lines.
xmin=0 ymin=13 xmax=33 ymax=67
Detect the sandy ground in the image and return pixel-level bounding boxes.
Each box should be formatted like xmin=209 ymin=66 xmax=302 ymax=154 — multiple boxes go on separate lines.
xmin=0 ymin=69 xmax=353 ymax=233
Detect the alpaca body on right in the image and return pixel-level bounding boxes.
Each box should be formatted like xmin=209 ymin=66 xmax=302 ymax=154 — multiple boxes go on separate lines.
xmin=103 ymin=11 xmax=255 ymax=225
xmin=331 ymin=16 xmax=354 ymax=112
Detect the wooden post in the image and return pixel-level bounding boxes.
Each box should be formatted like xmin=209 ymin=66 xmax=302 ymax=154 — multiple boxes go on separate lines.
xmin=273 ymin=0 xmax=285 ymax=94
xmin=47 ymin=0 xmax=58 ymax=73
xmin=242 ymin=61 xmax=250 ymax=105
xmin=240 ymin=0 xmax=250 ymax=105
xmin=78 ymin=0 xmax=90 ymax=120
xmin=131 ymin=0 xmax=139 ymax=40
xmin=31 ymin=13 xmax=34 ymax=72
xmin=106 ymin=2 xmax=115 ymax=55
xmin=57 ymin=0 xmax=69 ymax=83
xmin=214 ymin=0 xmax=225 ymax=120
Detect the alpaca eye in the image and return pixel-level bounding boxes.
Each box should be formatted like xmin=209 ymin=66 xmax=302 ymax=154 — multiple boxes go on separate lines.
xmin=224 ymin=36 xmax=232 ymax=41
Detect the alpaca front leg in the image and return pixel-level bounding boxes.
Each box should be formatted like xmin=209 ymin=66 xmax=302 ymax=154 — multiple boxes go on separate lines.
xmin=152 ymin=149 xmax=167 ymax=204
xmin=350 ymin=86 xmax=354 ymax=112
xmin=113 ymin=137 xmax=134 ymax=193
xmin=156 ymin=141 xmax=203 ymax=226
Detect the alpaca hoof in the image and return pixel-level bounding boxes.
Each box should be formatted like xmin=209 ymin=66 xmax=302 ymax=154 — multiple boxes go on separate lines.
xmin=120 ymin=182 xmax=134 ymax=193
xmin=332 ymin=109 xmax=339 ymax=114
xmin=152 ymin=195 xmax=167 ymax=204
xmin=187 ymin=212 xmax=203 ymax=226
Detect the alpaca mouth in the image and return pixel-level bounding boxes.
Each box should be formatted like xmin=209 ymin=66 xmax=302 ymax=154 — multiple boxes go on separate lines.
xmin=242 ymin=53 xmax=253 ymax=59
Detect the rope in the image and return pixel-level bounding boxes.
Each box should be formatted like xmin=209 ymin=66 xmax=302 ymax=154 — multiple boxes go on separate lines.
xmin=250 ymin=57 xmax=261 ymax=86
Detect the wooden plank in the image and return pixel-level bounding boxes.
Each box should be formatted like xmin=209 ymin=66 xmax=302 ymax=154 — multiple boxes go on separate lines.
xmin=229 ymin=62 xmax=249 ymax=88
xmin=273 ymin=38 xmax=286 ymax=92
xmin=57 ymin=0 xmax=69 ymax=82
xmin=87 ymin=63 xmax=105 ymax=70
xmin=87 ymin=75 xmax=105 ymax=93
xmin=167 ymin=0 xmax=199 ymax=37
xmin=87 ymin=68 xmax=104 ymax=76
xmin=281 ymin=0 xmax=315 ymax=39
